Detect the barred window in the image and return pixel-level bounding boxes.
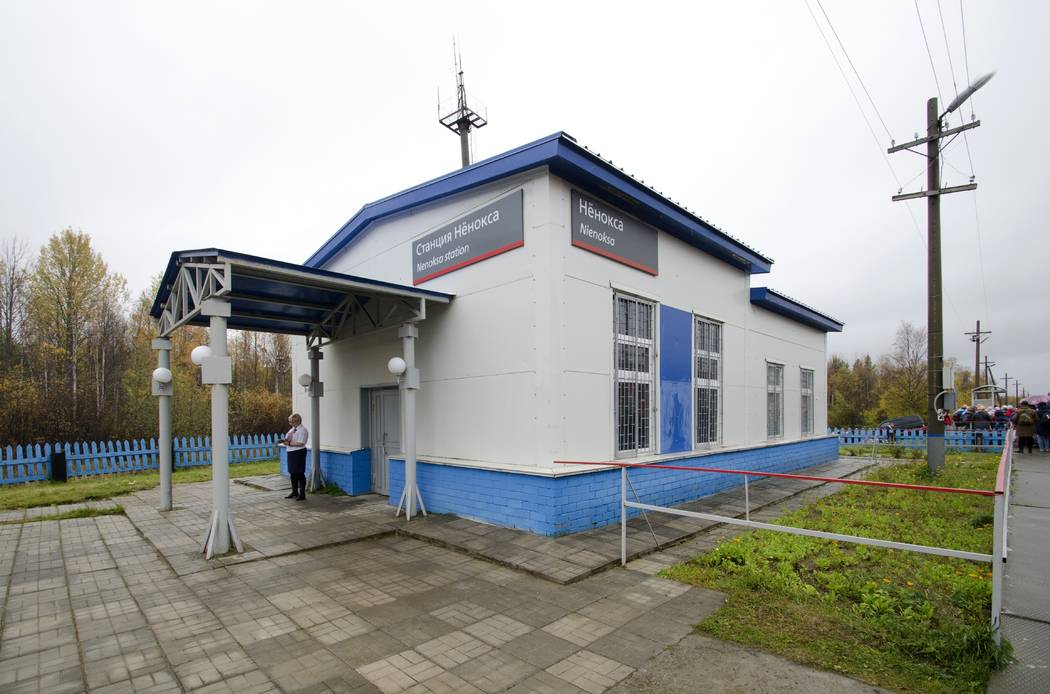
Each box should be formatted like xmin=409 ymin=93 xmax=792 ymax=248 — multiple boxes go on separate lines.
xmin=694 ymin=318 xmax=721 ymax=447
xmin=800 ymin=368 xmax=814 ymax=436
xmin=766 ymin=363 xmax=784 ymax=439
xmin=614 ymin=294 xmax=655 ymax=456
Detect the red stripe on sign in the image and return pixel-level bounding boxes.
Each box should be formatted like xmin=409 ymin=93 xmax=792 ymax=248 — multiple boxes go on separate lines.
xmin=413 ymin=240 xmax=525 ymax=286
xmin=571 ymin=239 xmax=658 ymax=276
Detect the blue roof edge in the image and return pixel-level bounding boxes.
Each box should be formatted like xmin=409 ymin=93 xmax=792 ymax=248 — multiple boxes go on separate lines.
xmin=750 ymin=287 xmax=844 ymax=333
xmin=304 ymin=132 xmax=773 ymax=274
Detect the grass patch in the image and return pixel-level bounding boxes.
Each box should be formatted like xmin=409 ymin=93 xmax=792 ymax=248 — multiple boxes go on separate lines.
xmin=841 ymin=445 xmax=1002 ymax=461
xmin=1 ymin=505 xmax=125 ymax=525
xmin=0 ymin=460 xmax=280 ymax=510
xmin=662 ymin=453 xmax=1009 ymax=693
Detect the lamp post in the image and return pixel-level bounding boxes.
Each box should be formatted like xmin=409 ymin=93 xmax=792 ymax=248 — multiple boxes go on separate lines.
xmin=151 ymin=336 xmax=173 ymax=511
xmin=191 ymin=297 xmax=243 ymax=558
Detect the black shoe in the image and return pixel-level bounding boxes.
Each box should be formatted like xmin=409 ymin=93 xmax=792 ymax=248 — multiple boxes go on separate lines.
xmin=296 ymin=494 xmax=306 ymax=501
xmin=285 ymin=491 xmax=297 ymax=499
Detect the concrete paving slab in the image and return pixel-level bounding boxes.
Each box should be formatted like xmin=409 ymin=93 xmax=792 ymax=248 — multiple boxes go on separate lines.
xmin=988 ymin=614 xmax=1050 ymax=694
xmin=0 ymin=457 xmax=915 ymax=693
xmin=607 ymin=633 xmax=887 ymax=693
xmin=985 ymin=451 xmax=1050 ymax=692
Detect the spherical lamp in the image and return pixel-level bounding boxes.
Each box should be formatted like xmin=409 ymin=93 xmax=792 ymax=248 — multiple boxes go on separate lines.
xmin=190 ymin=345 xmax=212 ymax=366
xmin=298 ymin=373 xmax=312 ymax=388
xmin=152 ymin=367 xmax=173 ymax=384
xmin=387 ymin=357 xmax=406 ymax=376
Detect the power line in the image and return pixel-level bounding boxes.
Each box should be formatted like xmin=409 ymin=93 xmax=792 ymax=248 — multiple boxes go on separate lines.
xmin=959 ymin=0 xmax=976 ymax=116
xmin=955 ymin=1 xmax=977 ymax=177
xmin=814 ymin=0 xmax=894 ymax=140
xmin=914 ymin=0 xmax=944 ymax=104
xmin=803 ymin=0 xmax=961 ymax=323
xmin=936 ymin=0 xmax=961 ymax=100
xmin=936 ymin=0 xmax=976 ymax=178
xmin=971 ymin=192 xmax=991 ymax=320
xmin=803 ymin=0 xmax=900 ymax=189
xmin=936 ymin=0 xmax=987 ymax=322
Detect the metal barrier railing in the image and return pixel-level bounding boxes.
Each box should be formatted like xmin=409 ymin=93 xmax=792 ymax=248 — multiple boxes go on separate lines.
xmin=555 ymin=429 xmax=1014 ymax=643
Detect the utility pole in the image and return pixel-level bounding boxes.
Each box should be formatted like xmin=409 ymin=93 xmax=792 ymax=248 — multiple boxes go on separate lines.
xmin=964 ymin=320 xmax=990 ymax=391
xmin=888 ymin=72 xmax=994 ymax=477
xmin=982 ymin=357 xmax=997 ymax=404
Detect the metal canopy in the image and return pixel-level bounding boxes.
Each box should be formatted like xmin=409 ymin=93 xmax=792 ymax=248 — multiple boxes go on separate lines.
xmin=150 ymin=248 xmax=452 ymax=345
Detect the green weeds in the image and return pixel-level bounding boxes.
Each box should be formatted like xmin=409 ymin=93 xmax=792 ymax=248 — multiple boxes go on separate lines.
xmin=0 ymin=505 xmax=125 ymax=525
xmin=0 ymin=460 xmax=280 ymax=510
xmin=663 ymin=457 xmax=1009 ymax=693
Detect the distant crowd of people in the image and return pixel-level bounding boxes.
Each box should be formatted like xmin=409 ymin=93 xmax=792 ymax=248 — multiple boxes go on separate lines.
xmin=949 ymin=401 xmax=1050 ymax=453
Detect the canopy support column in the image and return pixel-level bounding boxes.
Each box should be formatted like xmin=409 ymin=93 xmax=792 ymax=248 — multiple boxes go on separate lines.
xmin=199 ymin=298 xmax=243 ymax=558
xmin=307 ymin=346 xmax=325 ymax=492
xmin=396 ymin=323 xmax=425 ymax=520
xmin=152 ymin=338 xmax=173 ymax=511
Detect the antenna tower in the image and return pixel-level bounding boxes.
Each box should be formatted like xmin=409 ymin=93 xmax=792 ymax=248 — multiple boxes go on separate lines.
xmin=438 ymin=43 xmax=487 ymax=168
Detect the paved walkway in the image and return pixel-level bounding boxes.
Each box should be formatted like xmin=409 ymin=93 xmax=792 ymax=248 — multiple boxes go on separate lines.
xmin=120 ymin=458 xmax=875 ymax=584
xmin=988 ymin=453 xmax=1050 ymax=693
xmin=0 ymin=459 xmax=884 ymax=693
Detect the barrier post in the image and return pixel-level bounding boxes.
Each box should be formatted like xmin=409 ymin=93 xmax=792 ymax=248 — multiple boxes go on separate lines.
xmin=991 ymin=489 xmax=1004 ymax=645
xmin=744 ymin=475 xmax=750 ymax=521
xmin=1001 ymin=444 xmax=1012 ymax=562
xmin=620 ymin=465 xmax=627 ymax=566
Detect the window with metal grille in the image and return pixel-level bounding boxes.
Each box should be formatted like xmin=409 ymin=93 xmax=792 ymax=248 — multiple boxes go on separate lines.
xmin=614 ymin=294 xmax=655 ymax=456
xmin=800 ymin=368 xmax=814 ymax=436
xmin=767 ymin=362 xmax=784 ymax=439
xmin=694 ymin=318 xmax=721 ymax=447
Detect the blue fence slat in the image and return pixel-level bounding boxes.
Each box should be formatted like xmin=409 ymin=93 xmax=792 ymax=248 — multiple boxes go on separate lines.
xmin=1 ymin=431 xmax=282 ymax=485
xmin=831 ymin=426 xmax=1007 ymax=452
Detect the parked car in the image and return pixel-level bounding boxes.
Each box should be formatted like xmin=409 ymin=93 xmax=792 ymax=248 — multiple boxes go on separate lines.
xmin=877 ymin=415 xmax=926 ymax=433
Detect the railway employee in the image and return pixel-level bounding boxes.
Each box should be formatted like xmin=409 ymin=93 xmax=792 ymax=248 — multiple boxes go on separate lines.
xmin=284 ymin=414 xmax=309 ymax=500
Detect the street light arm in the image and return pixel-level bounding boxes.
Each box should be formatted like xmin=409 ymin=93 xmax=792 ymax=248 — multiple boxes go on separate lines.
xmin=942 ymin=71 xmax=996 ymax=118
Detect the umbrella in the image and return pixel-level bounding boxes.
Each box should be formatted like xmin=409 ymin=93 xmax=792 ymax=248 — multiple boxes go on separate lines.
xmin=1022 ymin=394 xmax=1050 ymax=406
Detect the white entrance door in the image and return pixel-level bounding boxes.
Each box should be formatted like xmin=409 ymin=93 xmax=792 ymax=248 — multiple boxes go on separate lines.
xmin=369 ymin=388 xmax=400 ymax=495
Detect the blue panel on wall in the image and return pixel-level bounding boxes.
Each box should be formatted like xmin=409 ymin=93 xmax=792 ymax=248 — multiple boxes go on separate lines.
xmin=660 ymin=305 xmax=692 ymax=454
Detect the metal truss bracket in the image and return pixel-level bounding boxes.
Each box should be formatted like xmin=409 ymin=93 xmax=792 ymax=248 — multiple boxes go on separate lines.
xmin=157 ymin=262 xmax=232 ymax=337
xmin=307 ymin=296 xmax=426 ymax=348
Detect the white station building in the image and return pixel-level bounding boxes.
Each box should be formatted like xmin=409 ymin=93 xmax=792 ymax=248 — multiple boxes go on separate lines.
xmin=268 ymin=132 xmax=842 ymax=535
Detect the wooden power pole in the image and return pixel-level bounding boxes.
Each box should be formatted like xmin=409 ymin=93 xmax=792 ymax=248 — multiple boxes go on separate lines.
xmin=965 ymin=320 xmax=991 ymax=391
xmin=887 ymin=72 xmax=993 ymax=476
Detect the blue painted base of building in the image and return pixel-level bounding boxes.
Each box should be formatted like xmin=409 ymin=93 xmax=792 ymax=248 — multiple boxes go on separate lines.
xmin=279 ymin=447 xmax=372 ymax=495
xmin=388 ymin=436 xmax=839 ymax=536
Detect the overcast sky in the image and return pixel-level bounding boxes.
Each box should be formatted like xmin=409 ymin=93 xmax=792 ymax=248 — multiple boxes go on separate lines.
xmin=1 ymin=1 xmax=1046 ymax=395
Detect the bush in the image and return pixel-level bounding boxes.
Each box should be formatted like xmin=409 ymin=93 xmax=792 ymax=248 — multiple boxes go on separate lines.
xmin=230 ymin=389 xmax=292 ymax=435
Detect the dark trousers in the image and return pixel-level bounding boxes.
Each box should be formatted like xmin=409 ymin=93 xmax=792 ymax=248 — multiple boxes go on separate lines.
xmin=287 ymin=449 xmax=307 ymax=497
xmin=1018 ymin=436 xmax=1035 ymax=454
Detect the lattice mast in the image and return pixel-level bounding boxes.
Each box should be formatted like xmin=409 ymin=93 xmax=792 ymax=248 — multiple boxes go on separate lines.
xmin=438 ymin=45 xmax=487 ymax=168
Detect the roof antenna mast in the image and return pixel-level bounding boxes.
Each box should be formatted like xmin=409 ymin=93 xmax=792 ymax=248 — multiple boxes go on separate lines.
xmin=438 ymin=39 xmax=487 ymax=168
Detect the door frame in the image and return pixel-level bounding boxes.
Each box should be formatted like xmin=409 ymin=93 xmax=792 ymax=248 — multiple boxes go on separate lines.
xmin=363 ymin=386 xmax=400 ymax=496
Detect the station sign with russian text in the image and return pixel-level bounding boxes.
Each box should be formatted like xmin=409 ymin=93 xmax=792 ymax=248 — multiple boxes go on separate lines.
xmin=570 ymin=190 xmax=658 ymax=275
xmin=412 ymin=190 xmax=524 ymax=285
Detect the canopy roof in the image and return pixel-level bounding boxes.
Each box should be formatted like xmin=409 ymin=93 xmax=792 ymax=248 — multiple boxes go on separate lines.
xmin=150 ymin=248 xmax=451 ymax=343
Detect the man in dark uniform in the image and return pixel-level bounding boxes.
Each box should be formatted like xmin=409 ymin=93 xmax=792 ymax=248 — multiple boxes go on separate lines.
xmin=284 ymin=414 xmax=309 ymax=500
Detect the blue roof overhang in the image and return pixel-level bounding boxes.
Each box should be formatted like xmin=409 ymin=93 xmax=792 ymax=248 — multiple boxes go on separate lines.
xmin=150 ymin=248 xmax=451 ymax=339
xmin=750 ymin=287 xmax=843 ymax=333
xmin=305 ymin=132 xmax=773 ymax=274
